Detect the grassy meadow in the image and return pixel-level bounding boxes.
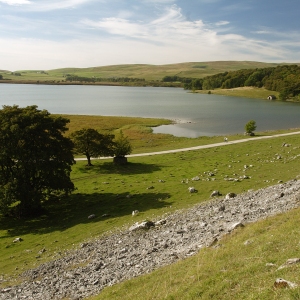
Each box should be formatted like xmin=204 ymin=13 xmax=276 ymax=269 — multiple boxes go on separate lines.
xmin=0 ymin=111 xmax=300 ymax=300
xmin=195 ymin=87 xmax=280 ymax=100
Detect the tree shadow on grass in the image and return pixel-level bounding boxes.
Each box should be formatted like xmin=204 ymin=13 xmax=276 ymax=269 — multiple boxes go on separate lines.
xmin=74 ymin=161 xmax=163 ymax=177
xmin=0 ymin=191 xmax=172 ymax=237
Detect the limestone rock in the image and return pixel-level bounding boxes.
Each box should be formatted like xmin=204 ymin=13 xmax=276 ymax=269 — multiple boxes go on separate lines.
xmin=188 ymin=187 xmax=196 ymax=193
xmin=210 ymin=190 xmax=220 ymax=197
xmin=129 ymin=220 xmax=155 ymax=231
xmin=132 ymin=210 xmax=139 ymax=216
xmin=277 ymin=258 xmax=300 ymax=270
xmin=13 ymin=237 xmax=23 ymax=243
xmin=225 ymin=192 xmax=237 ymax=200
xmin=274 ymin=278 xmax=298 ymax=289
xmin=2 ymin=179 xmax=300 ymax=300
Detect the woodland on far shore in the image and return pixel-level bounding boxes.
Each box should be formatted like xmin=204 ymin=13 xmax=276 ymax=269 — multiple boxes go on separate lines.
xmin=1 ymin=61 xmax=300 ymax=101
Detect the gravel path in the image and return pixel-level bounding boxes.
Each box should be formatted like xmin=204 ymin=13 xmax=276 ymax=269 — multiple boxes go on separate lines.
xmin=75 ymin=131 xmax=300 ymax=161
xmin=1 ymin=179 xmax=300 ymax=300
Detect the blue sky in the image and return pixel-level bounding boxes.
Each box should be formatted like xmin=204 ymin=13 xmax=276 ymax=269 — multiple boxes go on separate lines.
xmin=0 ymin=0 xmax=299 ymax=71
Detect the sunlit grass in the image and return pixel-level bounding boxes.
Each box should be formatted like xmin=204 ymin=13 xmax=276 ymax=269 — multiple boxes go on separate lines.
xmin=1 ymin=61 xmax=281 ymax=83
xmin=1 ymin=131 xmax=300 ymax=289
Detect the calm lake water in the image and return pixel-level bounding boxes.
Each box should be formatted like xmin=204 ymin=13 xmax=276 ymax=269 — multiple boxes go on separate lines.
xmin=1 ymin=83 xmax=300 ymax=137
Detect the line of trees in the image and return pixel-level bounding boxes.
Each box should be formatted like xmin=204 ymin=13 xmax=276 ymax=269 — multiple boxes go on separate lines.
xmin=65 ymin=75 xmax=145 ymax=83
xmin=0 ymin=105 xmax=132 ymax=218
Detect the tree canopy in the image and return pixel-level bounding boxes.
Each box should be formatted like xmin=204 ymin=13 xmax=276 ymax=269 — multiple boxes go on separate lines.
xmin=71 ymin=128 xmax=114 ymax=166
xmin=181 ymin=65 xmax=300 ymax=100
xmin=245 ymin=120 xmax=257 ymax=135
xmin=112 ymin=131 xmax=132 ymax=165
xmin=0 ymin=105 xmax=75 ymax=217
xmin=113 ymin=131 xmax=132 ymax=158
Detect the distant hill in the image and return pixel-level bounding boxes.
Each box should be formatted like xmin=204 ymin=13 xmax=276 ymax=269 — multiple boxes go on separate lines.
xmin=0 ymin=61 xmax=299 ymax=84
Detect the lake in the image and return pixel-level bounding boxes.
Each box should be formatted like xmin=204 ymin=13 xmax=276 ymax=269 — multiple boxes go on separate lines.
xmin=0 ymin=83 xmax=300 ymax=137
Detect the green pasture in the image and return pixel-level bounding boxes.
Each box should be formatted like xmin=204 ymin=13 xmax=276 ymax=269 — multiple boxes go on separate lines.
xmin=1 ymin=127 xmax=300 ymax=296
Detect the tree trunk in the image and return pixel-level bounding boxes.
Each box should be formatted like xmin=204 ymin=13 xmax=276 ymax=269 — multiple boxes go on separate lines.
xmin=86 ymin=154 xmax=93 ymax=166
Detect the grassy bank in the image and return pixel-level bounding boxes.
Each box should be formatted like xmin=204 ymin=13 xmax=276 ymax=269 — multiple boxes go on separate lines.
xmin=194 ymin=86 xmax=280 ymax=100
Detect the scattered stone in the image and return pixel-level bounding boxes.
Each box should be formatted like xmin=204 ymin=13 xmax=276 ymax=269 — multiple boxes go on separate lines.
xmin=88 ymin=214 xmax=96 ymax=219
xmin=228 ymin=222 xmax=244 ymax=232
xmin=13 ymin=237 xmax=23 ymax=243
xmin=274 ymin=278 xmax=298 ymax=289
xmin=101 ymin=214 xmax=110 ymax=218
xmin=192 ymin=176 xmax=200 ymax=181
xmin=132 ymin=210 xmax=139 ymax=216
xmin=147 ymin=186 xmax=154 ymax=190
xmin=243 ymin=239 xmax=253 ymax=246
xmin=210 ymin=190 xmax=220 ymax=197
xmin=155 ymin=219 xmax=167 ymax=226
xmin=38 ymin=248 xmax=46 ymax=255
xmin=277 ymin=258 xmax=300 ymax=270
xmin=129 ymin=220 xmax=155 ymax=231
xmin=225 ymin=192 xmax=237 ymax=200
xmin=265 ymin=263 xmax=276 ymax=267
xmin=2 ymin=179 xmax=300 ymax=300
xmin=219 ymin=204 xmax=225 ymax=212
xmin=188 ymin=187 xmax=196 ymax=193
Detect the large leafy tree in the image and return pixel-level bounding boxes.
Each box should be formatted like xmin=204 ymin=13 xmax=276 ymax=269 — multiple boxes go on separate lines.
xmin=0 ymin=105 xmax=75 ymax=217
xmin=71 ymin=128 xmax=114 ymax=166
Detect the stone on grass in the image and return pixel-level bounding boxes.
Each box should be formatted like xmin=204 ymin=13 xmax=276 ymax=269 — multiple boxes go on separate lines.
xmin=210 ymin=190 xmax=220 ymax=197
xmin=228 ymin=222 xmax=244 ymax=232
xmin=277 ymin=258 xmax=300 ymax=270
xmin=274 ymin=278 xmax=298 ymax=289
xmin=88 ymin=214 xmax=96 ymax=219
xmin=225 ymin=192 xmax=237 ymax=200
xmin=132 ymin=210 xmax=139 ymax=216
xmin=13 ymin=237 xmax=23 ymax=243
xmin=188 ymin=187 xmax=196 ymax=193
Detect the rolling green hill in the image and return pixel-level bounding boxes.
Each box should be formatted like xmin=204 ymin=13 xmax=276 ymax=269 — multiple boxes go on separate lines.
xmin=0 ymin=61 xmax=292 ymax=83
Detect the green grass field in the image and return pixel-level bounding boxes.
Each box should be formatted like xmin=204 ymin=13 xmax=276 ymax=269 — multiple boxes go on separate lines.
xmin=1 ymin=115 xmax=300 ymax=300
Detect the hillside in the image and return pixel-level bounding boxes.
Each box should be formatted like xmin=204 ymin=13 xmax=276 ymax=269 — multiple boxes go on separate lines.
xmin=0 ymin=61 xmax=291 ymax=83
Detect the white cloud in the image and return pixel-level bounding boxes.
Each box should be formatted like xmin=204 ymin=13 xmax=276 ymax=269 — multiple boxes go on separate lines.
xmin=1 ymin=3 xmax=300 ymax=71
xmin=215 ymin=21 xmax=229 ymax=26
xmin=81 ymin=18 xmax=147 ymax=37
xmin=0 ymin=0 xmax=31 ymax=5
xmin=3 ymin=0 xmax=95 ymax=11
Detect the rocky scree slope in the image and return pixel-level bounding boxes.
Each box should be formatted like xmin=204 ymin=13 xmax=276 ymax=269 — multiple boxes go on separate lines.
xmin=1 ymin=179 xmax=300 ymax=300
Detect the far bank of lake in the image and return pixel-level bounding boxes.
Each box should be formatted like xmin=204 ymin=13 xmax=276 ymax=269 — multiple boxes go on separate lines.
xmin=0 ymin=83 xmax=300 ymax=137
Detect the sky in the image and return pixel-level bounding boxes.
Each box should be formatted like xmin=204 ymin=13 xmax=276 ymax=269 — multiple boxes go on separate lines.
xmin=0 ymin=0 xmax=300 ymax=71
